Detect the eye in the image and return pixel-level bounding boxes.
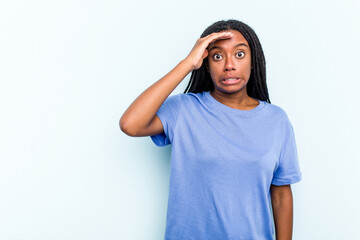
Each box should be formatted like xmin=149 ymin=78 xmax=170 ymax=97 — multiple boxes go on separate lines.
xmin=236 ymin=51 xmax=245 ymax=58
xmin=212 ymin=54 xmax=222 ymax=61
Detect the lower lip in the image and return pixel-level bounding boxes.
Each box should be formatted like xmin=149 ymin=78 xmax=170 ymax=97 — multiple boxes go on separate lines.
xmin=222 ymin=79 xmax=241 ymax=85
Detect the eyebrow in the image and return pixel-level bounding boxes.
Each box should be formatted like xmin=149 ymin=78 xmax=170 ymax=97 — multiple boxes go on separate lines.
xmin=209 ymin=43 xmax=249 ymax=51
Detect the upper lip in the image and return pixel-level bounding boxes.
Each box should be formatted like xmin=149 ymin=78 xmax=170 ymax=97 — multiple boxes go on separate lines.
xmin=222 ymin=76 xmax=240 ymax=80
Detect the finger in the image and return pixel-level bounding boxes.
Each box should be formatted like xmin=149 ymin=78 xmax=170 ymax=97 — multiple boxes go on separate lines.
xmin=210 ymin=32 xmax=233 ymax=42
xmin=202 ymin=31 xmax=233 ymax=46
xmin=204 ymin=31 xmax=233 ymax=41
xmin=204 ymin=31 xmax=232 ymax=38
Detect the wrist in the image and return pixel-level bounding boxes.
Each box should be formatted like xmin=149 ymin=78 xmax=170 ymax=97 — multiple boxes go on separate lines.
xmin=180 ymin=58 xmax=196 ymax=73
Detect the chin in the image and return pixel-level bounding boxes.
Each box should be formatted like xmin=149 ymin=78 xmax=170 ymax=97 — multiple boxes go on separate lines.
xmin=214 ymin=85 xmax=247 ymax=95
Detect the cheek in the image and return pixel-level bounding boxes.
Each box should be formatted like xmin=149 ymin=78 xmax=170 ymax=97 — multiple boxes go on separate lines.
xmin=243 ymin=63 xmax=252 ymax=72
xmin=240 ymin=59 xmax=252 ymax=74
xmin=208 ymin=64 xmax=220 ymax=78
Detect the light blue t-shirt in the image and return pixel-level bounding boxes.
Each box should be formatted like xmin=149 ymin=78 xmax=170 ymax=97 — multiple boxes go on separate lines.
xmin=150 ymin=91 xmax=302 ymax=240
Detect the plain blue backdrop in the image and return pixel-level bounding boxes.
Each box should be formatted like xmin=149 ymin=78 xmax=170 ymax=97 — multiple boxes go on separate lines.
xmin=0 ymin=0 xmax=359 ymax=239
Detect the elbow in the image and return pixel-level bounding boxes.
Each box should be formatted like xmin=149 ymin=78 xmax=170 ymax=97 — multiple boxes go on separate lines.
xmin=119 ymin=116 xmax=139 ymax=137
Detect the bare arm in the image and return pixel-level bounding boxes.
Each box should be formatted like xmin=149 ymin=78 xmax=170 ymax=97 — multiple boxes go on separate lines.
xmin=119 ymin=31 xmax=233 ymax=137
xmin=270 ymin=184 xmax=294 ymax=240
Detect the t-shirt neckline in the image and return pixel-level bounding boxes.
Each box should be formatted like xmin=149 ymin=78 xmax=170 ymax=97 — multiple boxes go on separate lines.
xmin=204 ymin=91 xmax=266 ymax=115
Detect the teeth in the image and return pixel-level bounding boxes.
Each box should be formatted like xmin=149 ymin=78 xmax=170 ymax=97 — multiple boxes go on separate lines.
xmin=224 ymin=78 xmax=237 ymax=81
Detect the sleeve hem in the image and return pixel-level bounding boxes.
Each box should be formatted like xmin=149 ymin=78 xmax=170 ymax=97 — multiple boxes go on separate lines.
xmin=271 ymin=174 xmax=302 ymax=186
xmin=150 ymin=113 xmax=170 ymax=147
xmin=150 ymin=134 xmax=168 ymax=147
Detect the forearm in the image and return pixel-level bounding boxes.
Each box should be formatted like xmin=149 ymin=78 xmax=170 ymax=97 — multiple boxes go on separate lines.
xmin=271 ymin=186 xmax=293 ymax=240
xmin=120 ymin=59 xmax=193 ymax=134
xmin=120 ymin=31 xmax=233 ymax=136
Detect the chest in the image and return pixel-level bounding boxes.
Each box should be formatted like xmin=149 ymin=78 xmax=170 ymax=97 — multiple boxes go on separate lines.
xmin=172 ymin=109 xmax=282 ymax=177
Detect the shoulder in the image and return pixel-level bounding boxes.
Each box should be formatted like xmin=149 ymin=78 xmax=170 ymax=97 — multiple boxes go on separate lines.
xmin=162 ymin=93 xmax=184 ymax=106
xmin=161 ymin=92 xmax=205 ymax=111
xmin=265 ymin=102 xmax=287 ymax=116
xmin=166 ymin=92 xmax=206 ymax=104
xmin=264 ymin=102 xmax=293 ymax=127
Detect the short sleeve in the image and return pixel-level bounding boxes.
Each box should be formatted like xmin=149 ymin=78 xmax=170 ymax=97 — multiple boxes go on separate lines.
xmin=271 ymin=121 xmax=302 ymax=186
xmin=150 ymin=94 xmax=183 ymax=147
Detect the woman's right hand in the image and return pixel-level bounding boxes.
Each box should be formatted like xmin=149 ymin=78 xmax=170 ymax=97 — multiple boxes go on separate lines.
xmin=184 ymin=31 xmax=234 ymax=70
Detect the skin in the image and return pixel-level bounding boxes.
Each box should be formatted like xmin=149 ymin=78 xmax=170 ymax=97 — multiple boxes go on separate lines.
xmin=271 ymin=184 xmax=294 ymax=240
xmin=120 ymin=29 xmax=295 ymax=239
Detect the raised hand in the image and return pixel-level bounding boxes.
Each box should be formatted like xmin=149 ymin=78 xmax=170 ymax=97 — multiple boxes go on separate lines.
xmin=184 ymin=31 xmax=233 ymax=70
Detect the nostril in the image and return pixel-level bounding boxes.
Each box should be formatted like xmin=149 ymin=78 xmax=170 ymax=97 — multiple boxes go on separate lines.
xmin=225 ymin=67 xmax=236 ymax=71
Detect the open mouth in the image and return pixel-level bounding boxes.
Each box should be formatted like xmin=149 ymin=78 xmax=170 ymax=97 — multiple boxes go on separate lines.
xmin=222 ymin=78 xmax=241 ymax=85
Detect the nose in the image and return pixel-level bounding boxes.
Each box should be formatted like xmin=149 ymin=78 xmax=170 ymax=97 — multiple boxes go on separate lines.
xmin=224 ymin=56 xmax=235 ymax=71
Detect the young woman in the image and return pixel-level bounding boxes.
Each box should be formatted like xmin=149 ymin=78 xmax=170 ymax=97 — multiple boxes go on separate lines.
xmin=120 ymin=19 xmax=302 ymax=240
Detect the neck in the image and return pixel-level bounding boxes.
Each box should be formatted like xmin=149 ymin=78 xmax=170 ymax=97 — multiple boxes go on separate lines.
xmin=210 ymin=89 xmax=259 ymax=110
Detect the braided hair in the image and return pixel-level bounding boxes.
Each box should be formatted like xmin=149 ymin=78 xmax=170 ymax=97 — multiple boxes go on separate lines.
xmin=183 ymin=19 xmax=271 ymax=103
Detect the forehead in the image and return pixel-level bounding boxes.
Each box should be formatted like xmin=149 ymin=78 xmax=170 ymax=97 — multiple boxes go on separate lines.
xmin=208 ymin=30 xmax=249 ymax=50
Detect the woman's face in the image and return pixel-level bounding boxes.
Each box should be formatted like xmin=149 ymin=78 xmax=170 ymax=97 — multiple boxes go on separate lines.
xmin=207 ymin=29 xmax=252 ymax=95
